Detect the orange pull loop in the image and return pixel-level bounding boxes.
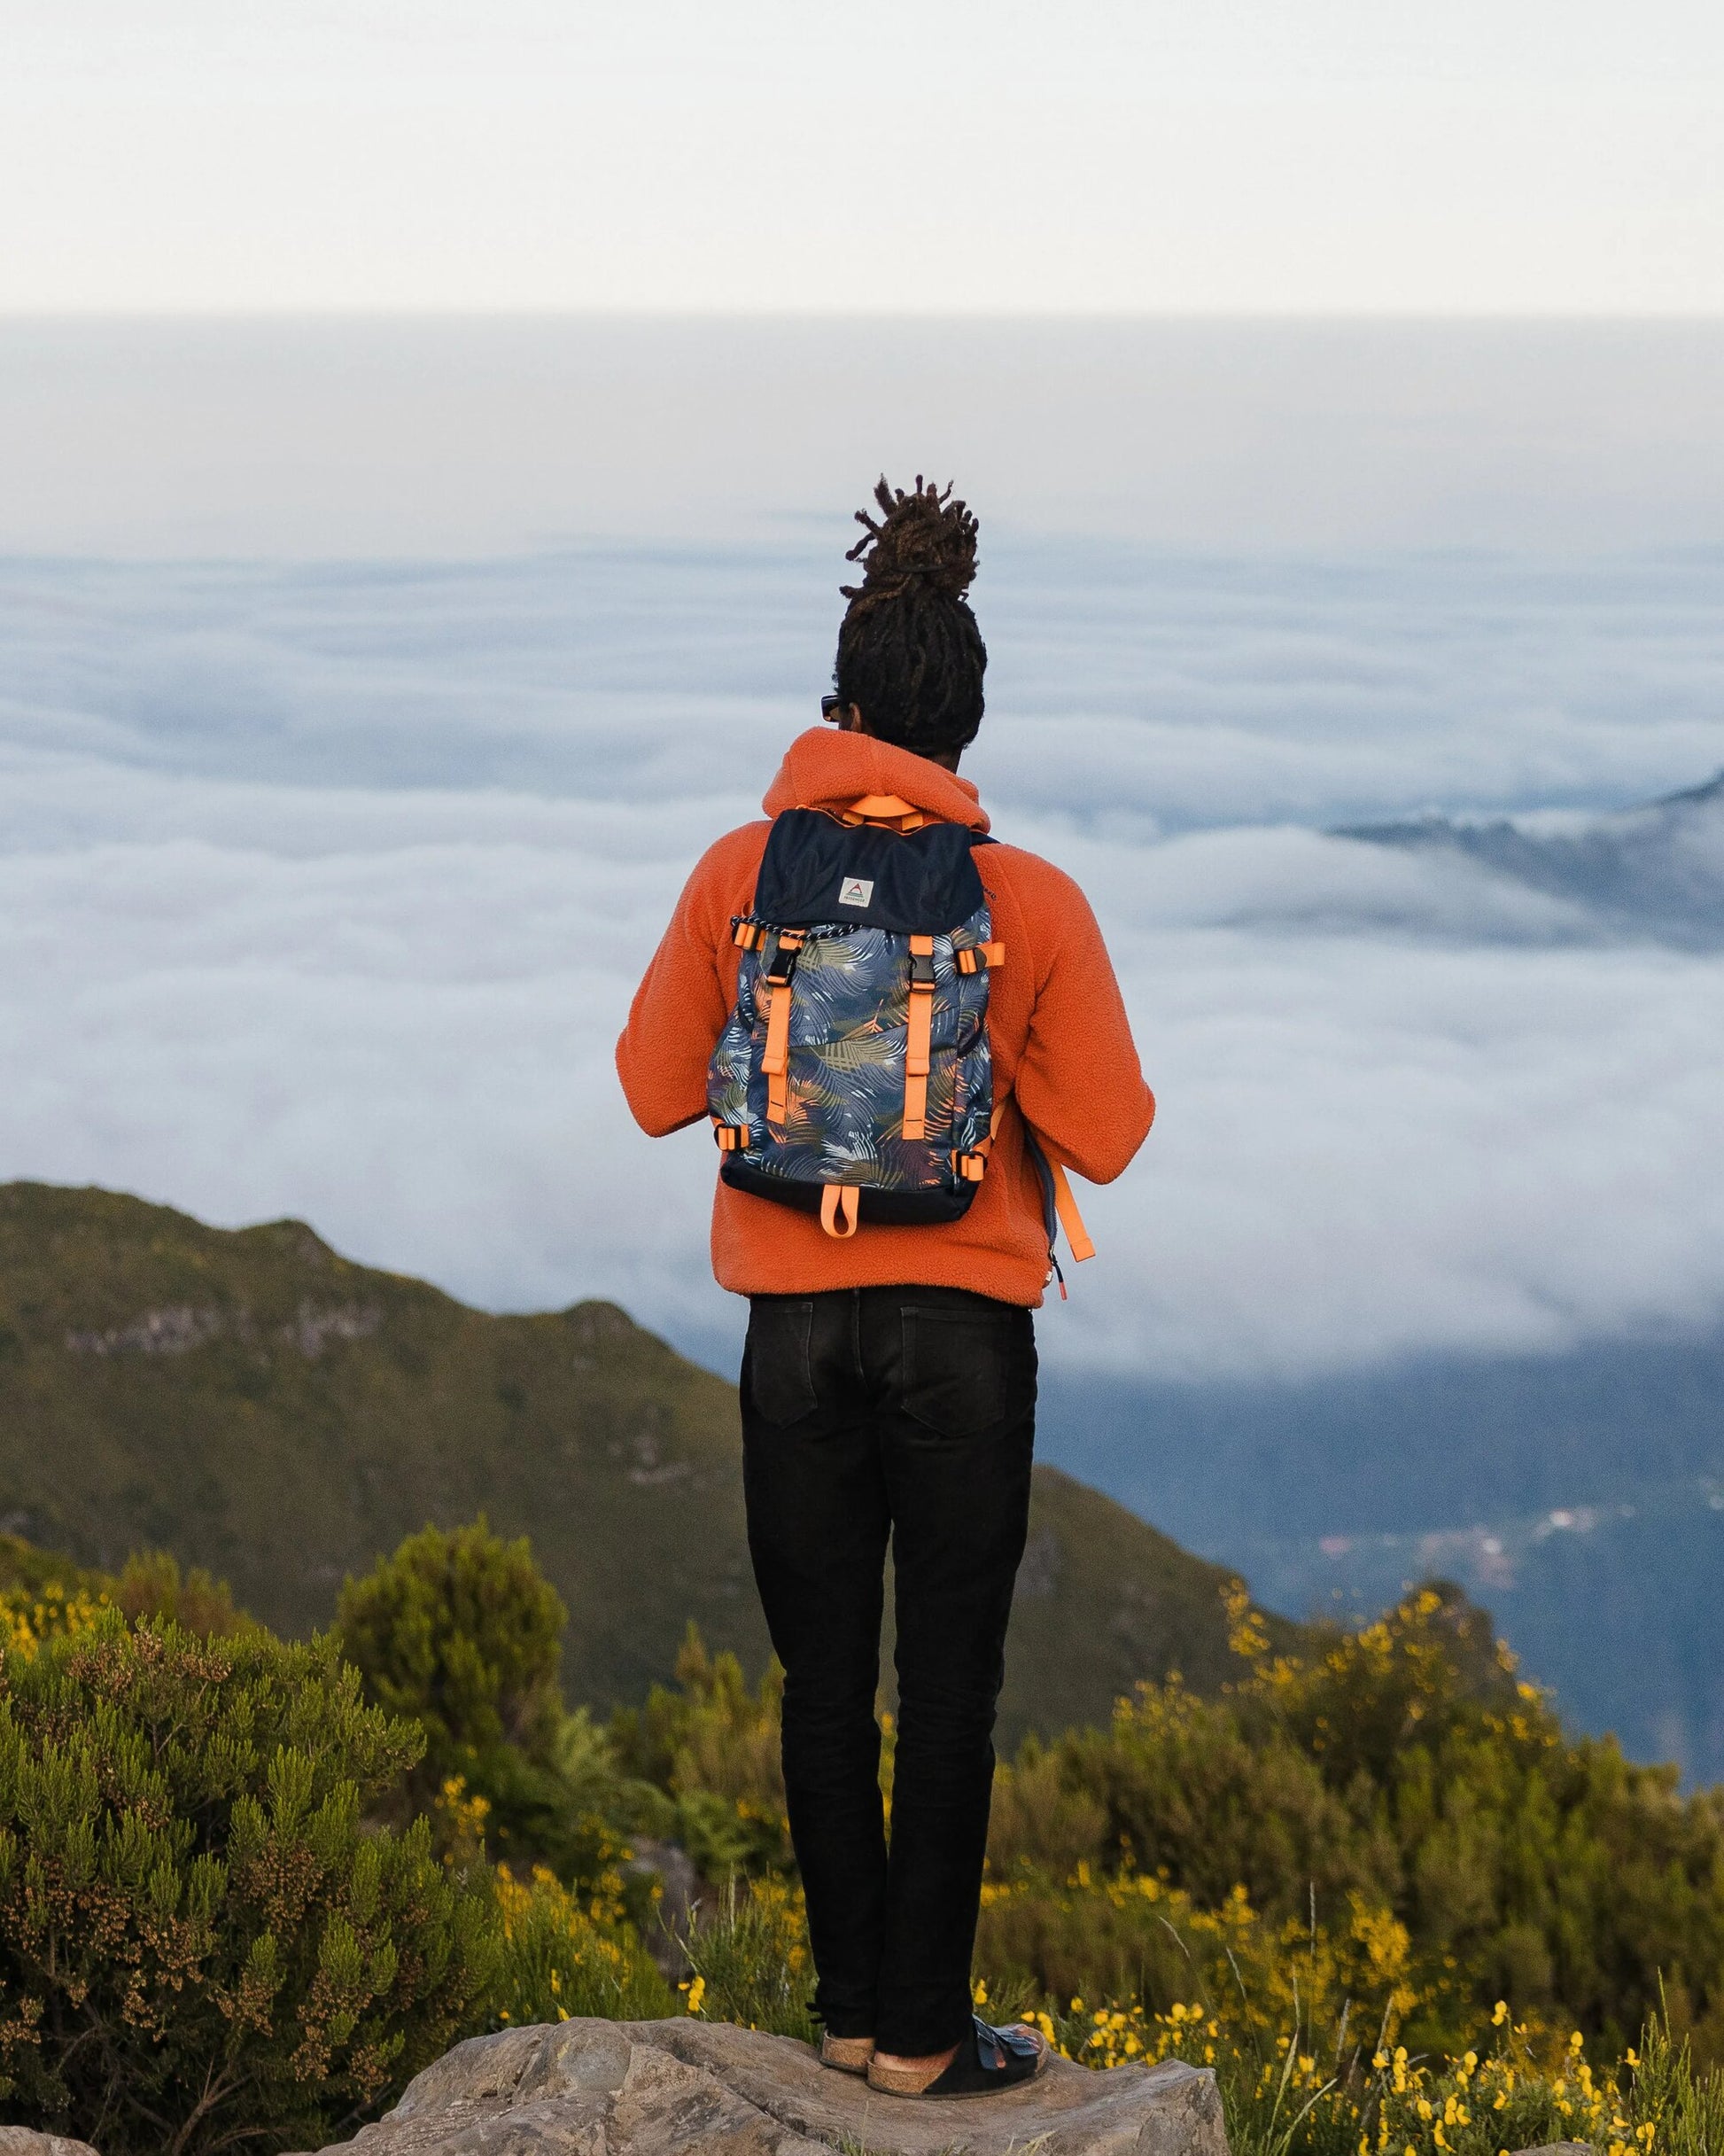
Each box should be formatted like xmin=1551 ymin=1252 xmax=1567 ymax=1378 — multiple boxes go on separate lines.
xmin=1049 ymin=1159 xmax=1096 ymax=1263
xmin=903 ymin=934 xmax=936 ymax=1141
xmin=819 ymin=1184 xmax=860 ymax=1238
xmin=840 ymin=794 xmax=932 ymax=831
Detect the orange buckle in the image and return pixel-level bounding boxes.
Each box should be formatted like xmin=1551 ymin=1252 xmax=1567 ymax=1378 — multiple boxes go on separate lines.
xmin=732 ymin=919 xmax=765 ymax=951
xmin=956 ymin=940 xmax=1006 ymax=977
xmin=713 ymin=1124 xmax=749 ymax=1152
xmin=951 ymin=1149 xmax=988 ymax=1183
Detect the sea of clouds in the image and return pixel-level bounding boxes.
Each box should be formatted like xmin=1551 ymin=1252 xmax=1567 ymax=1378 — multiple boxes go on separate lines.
xmin=4 ymin=532 xmax=1722 ymax=1385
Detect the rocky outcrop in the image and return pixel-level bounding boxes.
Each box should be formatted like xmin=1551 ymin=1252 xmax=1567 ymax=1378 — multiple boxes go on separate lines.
xmin=0 ymin=2132 xmax=102 ymax=2155
xmin=299 ymin=2015 xmax=1231 ymax=2155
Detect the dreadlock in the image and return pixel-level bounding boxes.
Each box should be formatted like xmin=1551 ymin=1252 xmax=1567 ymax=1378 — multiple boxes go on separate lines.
xmin=834 ymin=476 xmax=986 ymax=758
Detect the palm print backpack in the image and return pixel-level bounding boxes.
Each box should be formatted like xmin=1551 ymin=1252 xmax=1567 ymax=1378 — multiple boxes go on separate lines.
xmin=706 ymin=796 xmax=1092 ymax=1280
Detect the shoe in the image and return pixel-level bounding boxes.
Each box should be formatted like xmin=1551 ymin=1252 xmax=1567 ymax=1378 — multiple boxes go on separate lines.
xmin=866 ymin=2017 xmax=1047 ymax=2099
xmin=819 ymin=2033 xmax=876 ymax=2074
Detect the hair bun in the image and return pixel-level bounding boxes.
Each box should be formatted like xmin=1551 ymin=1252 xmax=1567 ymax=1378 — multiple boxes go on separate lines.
xmin=840 ymin=476 xmax=978 ymax=606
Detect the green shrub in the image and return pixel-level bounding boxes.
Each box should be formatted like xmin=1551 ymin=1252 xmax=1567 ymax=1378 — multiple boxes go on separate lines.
xmin=0 ymin=1613 xmax=496 ymax=2154
xmin=336 ymin=1519 xmax=566 ymax=1774
xmin=336 ymin=1520 xmax=602 ymax=1876
xmin=113 ymin=1549 xmax=254 ymax=1638
xmin=610 ymin=1627 xmax=794 ymax=1880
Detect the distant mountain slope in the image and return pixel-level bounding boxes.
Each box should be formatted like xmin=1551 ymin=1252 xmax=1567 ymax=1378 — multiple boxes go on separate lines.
xmin=1338 ymin=768 xmax=1724 ymax=945
xmin=0 ymin=1181 xmax=1303 ymax=1744
xmin=1039 ymin=1340 xmax=1724 ymax=1782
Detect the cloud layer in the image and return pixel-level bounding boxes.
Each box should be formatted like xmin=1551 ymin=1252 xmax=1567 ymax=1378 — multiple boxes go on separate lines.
xmin=4 ymin=546 xmax=1723 ymax=1384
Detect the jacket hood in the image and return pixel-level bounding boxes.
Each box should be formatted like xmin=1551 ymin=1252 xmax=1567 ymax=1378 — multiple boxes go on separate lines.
xmin=762 ymin=728 xmax=990 ymax=834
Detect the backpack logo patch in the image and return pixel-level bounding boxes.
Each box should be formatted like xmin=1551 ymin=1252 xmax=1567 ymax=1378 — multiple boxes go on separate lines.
xmin=838 ymin=876 xmax=874 ymax=908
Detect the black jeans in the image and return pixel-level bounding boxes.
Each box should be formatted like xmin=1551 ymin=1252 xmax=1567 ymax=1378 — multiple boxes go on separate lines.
xmin=741 ymin=1284 xmax=1037 ymax=2058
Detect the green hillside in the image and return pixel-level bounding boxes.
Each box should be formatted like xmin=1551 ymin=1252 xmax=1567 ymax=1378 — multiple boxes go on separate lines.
xmin=0 ymin=1179 xmax=1307 ymax=1741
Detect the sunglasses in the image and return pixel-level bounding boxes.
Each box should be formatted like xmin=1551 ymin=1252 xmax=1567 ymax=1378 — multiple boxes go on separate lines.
xmin=820 ymin=693 xmax=843 ymax=719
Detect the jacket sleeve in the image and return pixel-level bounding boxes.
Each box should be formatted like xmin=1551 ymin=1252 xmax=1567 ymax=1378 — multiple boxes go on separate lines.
xmin=616 ymin=828 xmax=757 ymax=1138
xmin=1012 ymin=863 xmax=1154 ymax=1185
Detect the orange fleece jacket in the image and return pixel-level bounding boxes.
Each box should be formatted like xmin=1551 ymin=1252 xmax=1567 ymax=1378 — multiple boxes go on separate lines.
xmin=616 ymin=728 xmax=1155 ymax=1307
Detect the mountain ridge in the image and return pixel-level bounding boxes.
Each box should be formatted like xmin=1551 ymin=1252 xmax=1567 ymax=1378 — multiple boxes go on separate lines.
xmin=1335 ymin=765 xmax=1724 ymax=946
xmin=0 ymin=1179 xmax=1307 ymax=1745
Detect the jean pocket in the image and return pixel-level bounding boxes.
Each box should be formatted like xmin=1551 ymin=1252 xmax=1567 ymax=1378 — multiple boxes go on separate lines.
xmin=901 ymin=1305 xmax=1029 ymax=1437
xmin=746 ymin=1298 xmax=819 ymax=1426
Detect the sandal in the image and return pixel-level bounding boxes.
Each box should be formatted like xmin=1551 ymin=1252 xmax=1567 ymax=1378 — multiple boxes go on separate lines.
xmin=867 ymin=2016 xmax=1047 ymax=2099
xmin=819 ymin=2033 xmax=876 ymax=2074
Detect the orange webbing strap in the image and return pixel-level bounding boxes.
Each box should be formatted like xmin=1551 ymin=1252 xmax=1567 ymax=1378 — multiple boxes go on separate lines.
xmin=819 ymin=1185 xmax=860 ymax=1238
xmin=762 ymin=984 xmax=791 ymax=1123
xmin=902 ymin=934 xmax=936 ymax=1140
xmin=1048 ymin=1158 xmax=1096 ymax=1263
xmin=759 ymin=930 xmax=804 ymax=1125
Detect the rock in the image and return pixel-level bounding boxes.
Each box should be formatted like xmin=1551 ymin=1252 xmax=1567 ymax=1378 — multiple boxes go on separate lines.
xmin=0 ymin=2133 xmax=103 ymax=2156
xmin=625 ymin=1837 xmax=709 ymax=1978
xmin=303 ymin=2015 xmax=1231 ymax=2156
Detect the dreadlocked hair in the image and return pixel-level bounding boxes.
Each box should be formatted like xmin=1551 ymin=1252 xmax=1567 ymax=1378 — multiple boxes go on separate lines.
xmin=834 ymin=476 xmax=986 ymax=757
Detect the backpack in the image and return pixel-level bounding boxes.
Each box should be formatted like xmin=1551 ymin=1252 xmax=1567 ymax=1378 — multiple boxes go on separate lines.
xmin=706 ymin=796 xmax=1093 ymax=1284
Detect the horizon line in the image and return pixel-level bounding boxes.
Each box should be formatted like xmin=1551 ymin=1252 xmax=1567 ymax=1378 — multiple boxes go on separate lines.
xmin=5 ymin=307 xmax=1724 ymax=329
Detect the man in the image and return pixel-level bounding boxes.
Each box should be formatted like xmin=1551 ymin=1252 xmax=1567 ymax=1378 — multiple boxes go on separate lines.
xmin=617 ymin=478 xmax=1153 ymax=2098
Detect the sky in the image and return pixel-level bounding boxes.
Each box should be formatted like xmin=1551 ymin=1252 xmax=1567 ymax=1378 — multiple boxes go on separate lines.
xmin=5 ymin=0 xmax=1724 ymax=315
xmin=5 ymin=318 xmax=1724 ymax=558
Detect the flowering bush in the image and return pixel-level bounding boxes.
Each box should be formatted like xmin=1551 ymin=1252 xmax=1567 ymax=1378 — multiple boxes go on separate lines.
xmin=986 ymin=1583 xmax=1724 ymax=2059
xmin=679 ymin=1876 xmax=816 ymax=2044
xmin=0 ymin=1578 xmax=106 ymax=1662
xmin=491 ymin=1861 xmax=673 ymax=2028
xmin=0 ymin=1613 xmax=497 ymax=2155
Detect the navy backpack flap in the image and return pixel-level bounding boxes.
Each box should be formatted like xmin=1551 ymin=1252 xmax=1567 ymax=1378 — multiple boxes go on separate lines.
xmin=749 ymin=810 xmax=987 ymax=933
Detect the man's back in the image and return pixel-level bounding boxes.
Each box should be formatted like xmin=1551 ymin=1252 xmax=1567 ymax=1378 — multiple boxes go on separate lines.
xmin=617 ymin=722 xmax=1153 ymax=1303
